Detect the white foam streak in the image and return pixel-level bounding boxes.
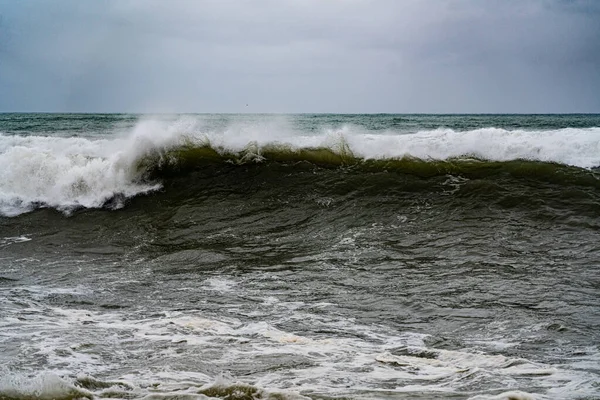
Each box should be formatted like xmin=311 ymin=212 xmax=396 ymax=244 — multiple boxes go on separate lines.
xmin=347 ymin=127 xmax=600 ymax=168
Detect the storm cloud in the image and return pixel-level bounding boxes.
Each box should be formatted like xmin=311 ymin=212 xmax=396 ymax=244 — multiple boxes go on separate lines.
xmin=0 ymin=0 xmax=598 ymax=113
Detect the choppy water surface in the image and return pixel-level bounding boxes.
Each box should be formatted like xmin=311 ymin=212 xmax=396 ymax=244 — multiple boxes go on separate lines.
xmin=1 ymin=114 xmax=599 ymax=399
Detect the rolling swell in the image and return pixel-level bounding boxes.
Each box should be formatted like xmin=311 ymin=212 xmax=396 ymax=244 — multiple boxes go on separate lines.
xmin=125 ymin=142 xmax=600 ymax=228
xmin=140 ymin=141 xmax=600 ymax=186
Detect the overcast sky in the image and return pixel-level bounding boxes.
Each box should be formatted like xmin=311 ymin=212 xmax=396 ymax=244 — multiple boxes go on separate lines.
xmin=0 ymin=0 xmax=598 ymax=113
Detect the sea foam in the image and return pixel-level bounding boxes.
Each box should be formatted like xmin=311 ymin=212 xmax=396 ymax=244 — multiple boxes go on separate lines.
xmin=0 ymin=119 xmax=181 ymax=216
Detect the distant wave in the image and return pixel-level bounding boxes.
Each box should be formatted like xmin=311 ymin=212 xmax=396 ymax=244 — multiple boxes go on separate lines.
xmin=1 ymin=117 xmax=600 ymax=216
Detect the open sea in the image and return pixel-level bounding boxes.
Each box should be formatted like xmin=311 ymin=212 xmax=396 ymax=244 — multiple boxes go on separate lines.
xmin=1 ymin=113 xmax=599 ymax=400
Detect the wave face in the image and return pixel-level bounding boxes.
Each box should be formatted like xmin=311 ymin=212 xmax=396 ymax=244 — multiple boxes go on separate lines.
xmin=1 ymin=114 xmax=600 ymax=216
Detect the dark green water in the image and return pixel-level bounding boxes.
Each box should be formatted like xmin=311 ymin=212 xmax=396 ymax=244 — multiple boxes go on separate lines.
xmin=1 ymin=114 xmax=599 ymax=399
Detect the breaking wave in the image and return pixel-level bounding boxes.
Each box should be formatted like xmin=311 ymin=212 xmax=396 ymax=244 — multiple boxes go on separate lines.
xmin=1 ymin=117 xmax=599 ymax=216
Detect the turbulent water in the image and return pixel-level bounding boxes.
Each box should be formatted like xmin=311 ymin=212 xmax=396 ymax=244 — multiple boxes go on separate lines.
xmin=1 ymin=113 xmax=599 ymax=400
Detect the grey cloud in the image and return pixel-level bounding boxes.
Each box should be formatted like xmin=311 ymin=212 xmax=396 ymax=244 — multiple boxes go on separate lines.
xmin=0 ymin=0 xmax=598 ymax=113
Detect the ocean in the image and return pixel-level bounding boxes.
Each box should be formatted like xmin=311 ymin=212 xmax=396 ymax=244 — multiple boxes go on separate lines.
xmin=0 ymin=113 xmax=599 ymax=400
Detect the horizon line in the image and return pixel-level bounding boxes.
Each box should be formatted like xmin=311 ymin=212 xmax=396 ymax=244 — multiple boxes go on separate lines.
xmin=1 ymin=111 xmax=599 ymax=116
